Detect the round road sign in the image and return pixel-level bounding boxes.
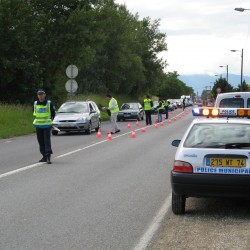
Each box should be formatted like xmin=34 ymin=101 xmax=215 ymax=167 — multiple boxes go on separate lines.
xmin=66 ymin=65 xmax=78 ymax=78
xmin=65 ymin=79 xmax=78 ymax=93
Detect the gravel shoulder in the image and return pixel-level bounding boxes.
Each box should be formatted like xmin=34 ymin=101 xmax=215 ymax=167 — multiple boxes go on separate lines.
xmin=150 ymin=197 xmax=250 ymax=250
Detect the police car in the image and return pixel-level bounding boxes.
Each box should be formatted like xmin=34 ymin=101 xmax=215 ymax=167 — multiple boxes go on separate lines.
xmin=171 ymin=107 xmax=250 ymax=214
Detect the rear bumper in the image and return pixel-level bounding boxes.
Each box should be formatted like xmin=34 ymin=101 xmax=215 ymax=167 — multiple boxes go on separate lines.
xmin=171 ymin=171 xmax=250 ymax=198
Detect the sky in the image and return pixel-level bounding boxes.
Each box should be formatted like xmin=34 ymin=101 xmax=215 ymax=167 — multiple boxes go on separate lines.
xmin=114 ymin=0 xmax=250 ymax=79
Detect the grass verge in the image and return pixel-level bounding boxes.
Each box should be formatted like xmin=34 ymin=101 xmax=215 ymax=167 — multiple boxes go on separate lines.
xmin=0 ymin=94 xmax=143 ymax=139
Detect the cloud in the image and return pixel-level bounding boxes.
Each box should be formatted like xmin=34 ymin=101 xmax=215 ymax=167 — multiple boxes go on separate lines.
xmin=115 ymin=0 xmax=250 ymax=76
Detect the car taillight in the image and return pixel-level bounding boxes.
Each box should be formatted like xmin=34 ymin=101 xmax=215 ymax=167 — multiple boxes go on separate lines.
xmin=172 ymin=160 xmax=193 ymax=173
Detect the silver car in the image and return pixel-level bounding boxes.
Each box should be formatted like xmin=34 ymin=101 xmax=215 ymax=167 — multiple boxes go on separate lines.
xmin=52 ymin=101 xmax=101 ymax=135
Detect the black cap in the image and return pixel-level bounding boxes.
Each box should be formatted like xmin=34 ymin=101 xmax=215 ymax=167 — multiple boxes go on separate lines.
xmin=37 ymin=89 xmax=45 ymax=95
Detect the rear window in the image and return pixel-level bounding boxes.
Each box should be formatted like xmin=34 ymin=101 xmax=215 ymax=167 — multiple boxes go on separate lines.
xmin=184 ymin=123 xmax=250 ymax=148
xmin=218 ymin=98 xmax=244 ymax=108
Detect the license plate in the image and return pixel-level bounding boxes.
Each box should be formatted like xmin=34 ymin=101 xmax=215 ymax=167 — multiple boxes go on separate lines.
xmin=219 ymin=108 xmax=237 ymax=116
xmin=206 ymin=158 xmax=246 ymax=167
xmin=60 ymin=123 xmax=74 ymax=127
xmin=124 ymin=114 xmax=131 ymax=117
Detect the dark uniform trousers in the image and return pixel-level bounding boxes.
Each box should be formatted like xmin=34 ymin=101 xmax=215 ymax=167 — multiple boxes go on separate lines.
xmin=145 ymin=110 xmax=152 ymax=125
xmin=36 ymin=127 xmax=53 ymax=156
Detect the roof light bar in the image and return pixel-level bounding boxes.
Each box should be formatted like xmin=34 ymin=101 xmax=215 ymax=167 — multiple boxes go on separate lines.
xmin=192 ymin=107 xmax=250 ymax=118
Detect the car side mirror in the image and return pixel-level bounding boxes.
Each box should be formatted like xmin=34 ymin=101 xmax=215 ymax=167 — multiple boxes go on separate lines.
xmin=172 ymin=140 xmax=181 ymax=147
xmin=90 ymin=110 xmax=97 ymax=114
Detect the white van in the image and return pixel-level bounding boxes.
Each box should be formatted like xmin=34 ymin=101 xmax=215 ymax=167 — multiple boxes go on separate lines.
xmin=214 ymin=92 xmax=250 ymax=108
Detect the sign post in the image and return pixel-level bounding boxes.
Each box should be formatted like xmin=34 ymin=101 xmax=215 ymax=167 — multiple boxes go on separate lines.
xmin=65 ymin=64 xmax=78 ymax=98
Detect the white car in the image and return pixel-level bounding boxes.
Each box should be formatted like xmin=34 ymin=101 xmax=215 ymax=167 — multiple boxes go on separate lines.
xmin=52 ymin=101 xmax=101 ymax=135
xmin=214 ymin=91 xmax=250 ymax=108
xmin=171 ymin=107 xmax=250 ymax=214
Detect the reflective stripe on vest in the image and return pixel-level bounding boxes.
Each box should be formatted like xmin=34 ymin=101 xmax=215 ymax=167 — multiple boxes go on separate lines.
xmin=33 ymin=100 xmax=52 ymax=126
xmin=109 ymin=98 xmax=119 ymax=113
xmin=157 ymin=101 xmax=164 ymax=111
xmin=144 ymin=98 xmax=152 ymax=110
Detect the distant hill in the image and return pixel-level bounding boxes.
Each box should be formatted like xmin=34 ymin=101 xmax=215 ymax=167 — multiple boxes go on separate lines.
xmin=178 ymin=74 xmax=250 ymax=97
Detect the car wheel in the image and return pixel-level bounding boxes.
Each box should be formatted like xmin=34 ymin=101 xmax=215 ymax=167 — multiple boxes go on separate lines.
xmin=52 ymin=130 xmax=58 ymax=136
xmin=95 ymin=119 xmax=101 ymax=132
xmin=117 ymin=118 xmax=120 ymax=122
xmin=85 ymin=122 xmax=92 ymax=135
xmin=172 ymin=192 xmax=186 ymax=215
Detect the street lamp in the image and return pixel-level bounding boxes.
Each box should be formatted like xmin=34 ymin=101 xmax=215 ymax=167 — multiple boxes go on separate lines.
xmin=234 ymin=8 xmax=250 ymax=12
xmin=231 ymin=49 xmax=243 ymax=91
xmin=219 ymin=65 xmax=228 ymax=82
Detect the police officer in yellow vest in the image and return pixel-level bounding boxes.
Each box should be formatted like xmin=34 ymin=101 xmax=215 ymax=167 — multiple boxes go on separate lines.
xmin=143 ymin=95 xmax=153 ymax=125
xmin=33 ymin=89 xmax=55 ymax=164
xmin=156 ymin=97 xmax=164 ymax=122
xmin=104 ymin=94 xmax=120 ymax=134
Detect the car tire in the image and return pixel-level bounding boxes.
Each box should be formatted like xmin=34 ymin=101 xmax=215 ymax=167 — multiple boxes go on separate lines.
xmin=85 ymin=122 xmax=92 ymax=135
xmin=52 ymin=130 xmax=58 ymax=136
xmin=95 ymin=119 xmax=101 ymax=132
xmin=172 ymin=192 xmax=186 ymax=215
xmin=117 ymin=118 xmax=120 ymax=122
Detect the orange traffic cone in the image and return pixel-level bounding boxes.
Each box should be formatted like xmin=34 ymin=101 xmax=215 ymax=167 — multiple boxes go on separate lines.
xmin=141 ymin=126 xmax=146 ymax=132
xmin=107 ymin=131 xmax=113 ymax=140
xmin=96 ymin=128 xmax=102 ymax=138
xmin=174 ymin=117 xmax=177 ymax=121
xmin=154 ymin=123 xmax=159 ymax=129
xmin=160 ymin=121 xmax=164 ymax=126
xmin=168 ymin=119 xmax=172 ymax=124
xmin=136 ymin=120 xmax=139 ymax=126
xmin=131 ymin=130 xmax=137 ymax=138
xmin=127 ymin=122 xmax=131 ymax=129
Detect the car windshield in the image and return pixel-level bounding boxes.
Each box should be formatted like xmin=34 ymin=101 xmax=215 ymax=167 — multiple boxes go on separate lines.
xmin=121 ymin=103 xmax=138 ymax=110
xmin=58 ymin=103 xmax=88 ymax=113
xmin=219 ymin=98 xmax=244 ymax=108
xmin=184 ymin=123 xmax=250 ymax=148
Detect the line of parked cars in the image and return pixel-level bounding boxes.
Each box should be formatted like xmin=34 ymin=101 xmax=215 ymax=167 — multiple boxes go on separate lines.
xmin=51 ymin=98 xmax=192 ymax=135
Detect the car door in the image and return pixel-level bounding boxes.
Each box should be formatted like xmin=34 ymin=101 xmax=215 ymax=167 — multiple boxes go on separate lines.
xmin=138 ymin=103 xmax=144 ymax=117
xmin=88 ymin=102 xmax=98 ymax=127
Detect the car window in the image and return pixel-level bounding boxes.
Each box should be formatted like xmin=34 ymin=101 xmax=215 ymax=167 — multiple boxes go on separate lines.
xmin=247 ymin=98 xmax=250 ymax=108
xmin=184 ymin=123 xmax=250 ymax=148
xmin=121 ymin=103 xmax=130 ymax=110
xmin=129 ymin=103 xmax=138 ymax=109
xmin=218 ymin=98 xmax=244 ymax=108
xmin=58 ymin=102 xmax=88 ymax=113
xmin=89 ymin=103 xmax=94 ymax=112
xmin=91 ymin=102 xmax=99 ymax=111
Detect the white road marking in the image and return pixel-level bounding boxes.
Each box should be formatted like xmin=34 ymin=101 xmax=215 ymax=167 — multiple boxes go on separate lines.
xmin=0 ymin=162 xmax=43 ymax=179
xmin=133 ymin=194 xmax=172 ymax=250
xmin=0 ymin=110 xmax=186 ymax=179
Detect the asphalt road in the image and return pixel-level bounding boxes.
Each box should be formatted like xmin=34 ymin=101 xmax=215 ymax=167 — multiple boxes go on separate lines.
xmin=2 ymin=108 xmax=249 ymax=250
xmin=0 ymin=109 xmax=189 ymax=250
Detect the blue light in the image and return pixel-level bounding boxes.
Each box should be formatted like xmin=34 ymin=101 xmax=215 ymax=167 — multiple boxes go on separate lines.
xmin=192 ymin=108 xmax=201 ymax=116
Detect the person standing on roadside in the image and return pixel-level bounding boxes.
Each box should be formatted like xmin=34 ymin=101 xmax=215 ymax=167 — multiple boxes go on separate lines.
xmin=156 ymin=97 xmax=164 ymax=123
xmin=33 ymin=89 xmax=55 ymax=164
xmin=143 ymin=95 xmax=153 ymax=125
xmin=183 ymin=97 xmax=186 ymax=111
xmin=103 ymin=94 xmax=120 ymax=134
xmin=164 ymin=99 xmax=170 ymax=119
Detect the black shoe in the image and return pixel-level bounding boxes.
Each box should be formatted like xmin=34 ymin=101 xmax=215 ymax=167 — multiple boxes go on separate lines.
xmin=107 ymin=132 xmax=114 ymax=134
xmin=39 ymin=157 xmax=46 ymax=162
xmin=46 ymin=155 xmax=52 ymax=164
xmin=115 ymin=130 xmax=120 ymax=133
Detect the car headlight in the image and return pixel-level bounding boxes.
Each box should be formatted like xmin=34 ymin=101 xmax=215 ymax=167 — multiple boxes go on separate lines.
xmin=77 ymin=117 xmax=87 ymax=122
